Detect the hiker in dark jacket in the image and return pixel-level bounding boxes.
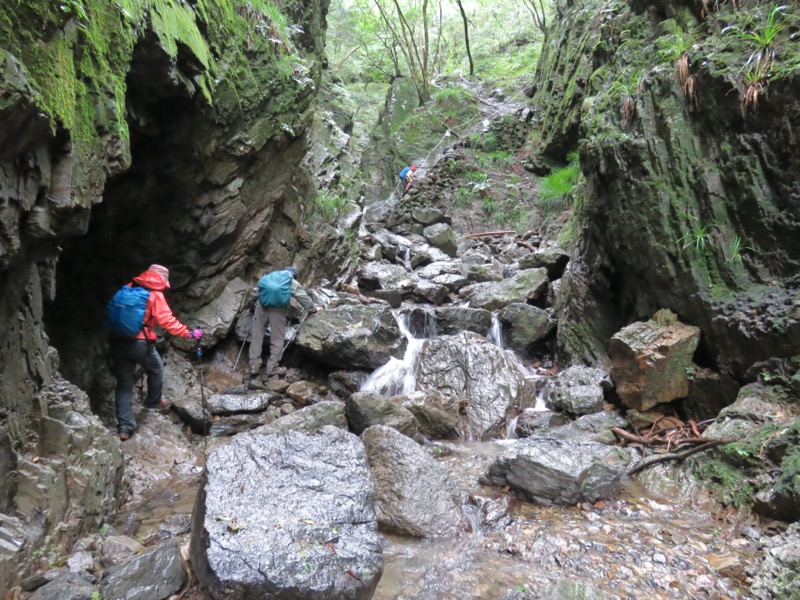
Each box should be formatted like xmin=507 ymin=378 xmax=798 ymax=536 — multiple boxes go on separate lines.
xmin=108 ymin=264 xmax=202 ymax=441
xmin=248 ymin=266 xmax=319 ymax=382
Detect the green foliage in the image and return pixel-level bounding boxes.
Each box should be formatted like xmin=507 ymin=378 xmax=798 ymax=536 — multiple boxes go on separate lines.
xmin=607 ymin=70 xmax=642 ymax=124
xmin=724 ymin=4 xmax=790 ymax=59
xmin=536 ymin=151 xmax=581 ymax=214
xmin=454 ymin=186 xmax=472 ymax=208
xmin=433 ymin=85 xmax=476 ymax=107
xmin=656 ymin=19 xmax=696 ymax=64
xmin=465 ymin=170 xmax=487 ymax=183
xmin=91 ymin=592 xmax=102 ymax=600
xmin=677 ymin=217 xmax=715 ymax=255
xmin=482 ymin=197 xmax=495 ymax=214
xmin=476 ymin=150 xmax=514 ymax=168
xmin=727 ymin=235 xmax=752 ymax=264
xmin=312 ymin=190 xmax=351 ymax=222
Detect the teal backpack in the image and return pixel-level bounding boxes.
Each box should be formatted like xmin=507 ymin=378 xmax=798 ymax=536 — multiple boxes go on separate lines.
xmin=258 ymin=270 xmax=293 ymax=308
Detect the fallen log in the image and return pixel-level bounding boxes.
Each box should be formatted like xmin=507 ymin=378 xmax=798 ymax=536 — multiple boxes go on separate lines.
xmin=465 ymin=230 xmax=516 ymax=239
xmin=626 ymin=439 xmax=735 ymax=476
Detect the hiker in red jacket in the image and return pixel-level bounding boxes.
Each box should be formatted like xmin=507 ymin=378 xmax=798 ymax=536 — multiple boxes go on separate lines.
xmin=108 ymin=264 xmax=202 ymax=441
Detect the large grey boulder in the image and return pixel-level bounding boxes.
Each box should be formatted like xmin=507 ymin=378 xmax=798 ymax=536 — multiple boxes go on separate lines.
xmin=395 ymin=390 xmax=461 ymax=439
xmin=499 ymin=303 xmax=554 ymax=355
xmin=546 ymin=365 xmax=611 ymax=416
xmin=415 ymin=332 xmax=535 ymax=439
xmin=188 ymin=277 xmax=251 ymax=348
xmin=251 ymin=401 xmax=347 ymax=436
xmin=191 ymin=427 xmax=383 ymax=599
xmin=356 ymin=261 xmax=408 ymax=290
xmin=427 ymin=306 xmax=493 ymax=336
xmin=29 ymin=573 xmax=96 ymax=600
xmin=296 ymin=305 xmax=407 ymax=369
xmin=482 ymin=437 xmax=633 ymax=505
xmin=518 ymin=246 xmax=570 ymax=280
xmin=361 ymin=425 xmax=465 ymax=537
xmin=608 ymin=309 xmax=700 ymax=411
xmin=422 ymin=223 xmax=459 ymax=257
xmin=346 ymin=391 xmax=420 ymax=439
xmin=514 ymin=409 xmax=568 ymax=438
xmin=541 ymin=411 xmax=628 ymax=445
xmin=101 ymin=542 xmax=185 ymax=600
xmin=467 ymin=268 xmax=549 ymax=311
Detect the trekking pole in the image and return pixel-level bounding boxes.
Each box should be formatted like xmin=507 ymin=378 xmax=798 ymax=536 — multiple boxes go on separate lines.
xmin=233 ymin=319 xmax=253 ymax=373
xmin=283 ymin=313 xmax=309 ymax=353
xmin=196 ymin=342 xmax=208 ymax=455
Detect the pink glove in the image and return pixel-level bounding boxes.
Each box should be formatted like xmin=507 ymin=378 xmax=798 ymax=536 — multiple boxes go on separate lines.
xmin=188 ymin=329 xmax=203 ymax=340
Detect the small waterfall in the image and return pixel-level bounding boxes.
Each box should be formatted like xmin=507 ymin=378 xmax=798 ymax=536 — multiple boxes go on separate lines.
xmin=401 ymin=246 xmax=412 ymax=272
xmin=504 ymin=414 xmax=519 ymax=439
xmin=486 ymin=313 xmax=503 ymax=349
xmin=361 ymin=312 xmax=424 ymax=396
xmin=506 ymin=352 xmax=548 ymax=412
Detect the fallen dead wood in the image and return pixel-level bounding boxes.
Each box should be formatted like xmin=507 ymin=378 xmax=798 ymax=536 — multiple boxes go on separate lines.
xmin=465 ymin=230 xmax=516 ymax=239
xmin=515 ymin=240 xmax=537 ymax=251
xmin=626 ymin=439 xmax=735 ymax=476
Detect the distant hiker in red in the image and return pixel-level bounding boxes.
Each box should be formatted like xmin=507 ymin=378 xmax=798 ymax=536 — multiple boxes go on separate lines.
xmin=248 ymin=266 xmax=320 ymax=385
xmin=106 ymin=264 xmax=203 ymax=441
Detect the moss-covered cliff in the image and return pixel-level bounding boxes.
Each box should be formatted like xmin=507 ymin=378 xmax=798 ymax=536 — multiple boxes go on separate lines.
xmin=532 ymin=0 xmax=800 ymax=516
xmin=0 ymin=0 xmax=330 ymax=591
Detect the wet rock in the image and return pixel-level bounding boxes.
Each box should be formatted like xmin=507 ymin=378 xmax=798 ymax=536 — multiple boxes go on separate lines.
xmin=21 ymin=569 xmax=63 ymax=592
xmin=328 ymin=370 xmax=371 ymax=399
xmin=170 ymin=396 xmax=212 ymax=435
xmin=191 ymin=427 xmax=382 ymax=599
xmin=286 ymin=381 xmax=317 ymax=406
xmin=429 ymin=306 xmax=493 ymax=336
xmin=101 ymin=541 xmax=184 ymax=600
xmin=416 ymin=332 xmax=535 ymax=439
xmin=361 ymin=425 xmax=465 ymax=537
xmin=482 ymin=437 xmax=633 ymax=505
xmin=412 ymin=206 xmax=447 ymax=225
xmin=539 ymin=579 xmax=614 ymax=600
xmin=609 ymin=310 xmax=701 ymax=411
xmin=409 ymin=245 xmax=450 ymax=268
xmin=370 ymin=230 xmax=414 ymax=263
xmin=680 ymin=368 xmax=739 ymax=421
xmin=346 ymin=391 xmax=420 ymax=439
xmin=412 ymin=280 xmax=449 ymax=304
xmin=546 ymin=365 xmax=611 ymax=417
xmin=395 ymin=390 xmax=461 ymax=439
xmin=431 ymin=272 xmax=470 ymax=292
xmin=518 ymin=246 xmax=570 ymax=280
xmin=251 ymin=401 xmax=347 ymax=436
xmin=206 ymin=391 xmax=278 ymax=415
xmin=415 ymin=260 xmax=461 ymax=281
xmin=514 ymin=409 xmax=569 ymax=438
xmin=464 ymin=262 xmax=503 ymax=283
xmin=422 ymin=223 xmax=459 ymax=257
xmin=542 ymin=411 xmax=628 ymax=445
xmin=467 ymin=268 xmax=549 ymax=311
xmin=499 ymin=303 xmax=554 ymax=355
xmin=186 ymin=277 xmax=251 ymax=348
xmin=751 ymin=522 xmax=800 ymax=600
xmin=208 ymin=411 xmax=274 ymax=437
xmin=0 ymin=430 xmax=15 ymax=510
xmin=29 ymin=572 xmax=96 ymax=600
xmin=296 ymin=304 xmax=407 ymax=369
xmin=356 ymin=261 xmax=408 ymax=290
xmin=366 ymin=289 xmax=402 ymax=308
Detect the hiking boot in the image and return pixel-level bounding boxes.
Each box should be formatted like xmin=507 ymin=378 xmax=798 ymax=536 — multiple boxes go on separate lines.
xmin=118 ymin=428 xmax=133 ymax=441
xmin=143 ymin=398 xmax=170 ymax=414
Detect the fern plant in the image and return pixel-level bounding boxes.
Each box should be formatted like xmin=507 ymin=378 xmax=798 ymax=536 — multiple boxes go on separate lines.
xmin=657 ymin=19 xmax=697 ymax=96
xmin=608 ymin=70 xmax=643 ymax=124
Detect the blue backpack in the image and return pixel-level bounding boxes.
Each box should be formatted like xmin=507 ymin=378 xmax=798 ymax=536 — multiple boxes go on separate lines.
xmin=399 ymin=166 xmax=410 ymax=180
xmin=258 ymin=270 xmax=293 ymax=308
xmin=106 ymin=286 xmax=150 ymax=337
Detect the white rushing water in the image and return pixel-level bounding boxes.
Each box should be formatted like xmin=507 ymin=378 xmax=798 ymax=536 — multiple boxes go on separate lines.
xmin=360 ymin=311 xmax=425 ymax=396
xmin=486 ymin=312 xmax=504 ymax=349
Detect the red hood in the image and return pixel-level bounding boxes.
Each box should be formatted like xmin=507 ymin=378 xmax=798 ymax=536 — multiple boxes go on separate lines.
xmin=133 ymin=269 xmax=169 ymax=291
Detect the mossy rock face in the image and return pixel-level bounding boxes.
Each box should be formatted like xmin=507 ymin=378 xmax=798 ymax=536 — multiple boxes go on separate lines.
xmin=539 ymin=0 xmax=800 ymax=379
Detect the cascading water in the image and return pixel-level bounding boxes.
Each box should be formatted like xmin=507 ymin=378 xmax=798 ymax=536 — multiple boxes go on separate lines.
xmin=486 ymin=313 xmax=503 ymax=349
xmin=360 ymin=311 xmax=425 ymax=396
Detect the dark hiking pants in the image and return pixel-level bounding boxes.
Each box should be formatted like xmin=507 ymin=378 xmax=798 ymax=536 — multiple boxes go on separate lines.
xmin=110 ymin=339 xmax=163 ymax=433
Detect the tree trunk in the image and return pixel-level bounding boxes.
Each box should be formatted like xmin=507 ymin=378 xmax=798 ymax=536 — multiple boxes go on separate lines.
xmin=454 ymin=0 xmax=473 ymax=76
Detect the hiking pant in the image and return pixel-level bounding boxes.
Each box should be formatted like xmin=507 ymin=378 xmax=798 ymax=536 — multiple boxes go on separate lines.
xmin=110 ymin=339 xmax=163 ymax=432
xmin=248 ymin=304 xmax=288 ymax=376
